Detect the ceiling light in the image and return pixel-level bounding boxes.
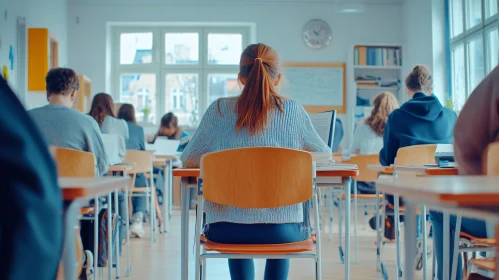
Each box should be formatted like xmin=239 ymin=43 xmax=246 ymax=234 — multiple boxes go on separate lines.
xmin=334 ymin=3 xmax=366 ymax=13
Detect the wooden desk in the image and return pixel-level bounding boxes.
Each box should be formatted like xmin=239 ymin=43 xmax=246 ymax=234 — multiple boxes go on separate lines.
xmin=59 ymin=177 xmax=129 ymax=280
xmin=368 ymin=165 xmax=394 ymax=175
xmin=376 ymin=176 xmax=499 ymax=280
xmin=394 ymin=165 xmax=458 ymax=176
xmin=173 ymin=165 xmax=359 ymax=280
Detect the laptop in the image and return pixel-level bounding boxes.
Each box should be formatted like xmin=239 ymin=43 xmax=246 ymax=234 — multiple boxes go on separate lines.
xmin=434 ymin=144 xmax=456 ymax=168
xmin=308 ymin=110 xmax=337 ymax=151
xmin=154 ymin=136 xmax=181 ymax=156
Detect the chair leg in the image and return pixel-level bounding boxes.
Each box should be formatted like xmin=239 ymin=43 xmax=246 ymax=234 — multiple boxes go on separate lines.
xmin=328 ymin=189 xmax=334 ymax=241
xmin=380 ymin=198 xmax=388 ymax=276
xmin=450 ymin=216 xmax=463 ymax=280
xmin=353 ymin=181 xmax=359 ymax=264
xmin=432 ymin=241 xmax=437 ymax=279
xmin=376 ymin=191 xmax=381 ymax=272
xmin=422 ymin=205 xmax=428 ymax=280
xmin=394 ymin=195 xmax=402 ymax=279
xmin=338 ymin=198 xmax=344 ymax=263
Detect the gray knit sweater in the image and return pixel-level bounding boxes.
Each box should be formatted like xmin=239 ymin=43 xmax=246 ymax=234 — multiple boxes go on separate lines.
xmin=181 ymin=98 xmax=330 ymax=224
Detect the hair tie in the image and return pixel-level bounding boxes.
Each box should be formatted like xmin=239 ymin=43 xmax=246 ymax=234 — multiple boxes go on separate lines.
xmin=254 ymin=57 xmax=262 ymax=63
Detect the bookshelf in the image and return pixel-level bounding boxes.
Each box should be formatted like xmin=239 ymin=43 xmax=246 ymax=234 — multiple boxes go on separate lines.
xmin=344 ymin=43 xmax=404 ymax=149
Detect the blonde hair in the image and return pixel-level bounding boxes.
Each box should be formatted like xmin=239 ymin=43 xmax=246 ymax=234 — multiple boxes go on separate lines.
xmin=365 ymin=92 xmax=399 ymax=137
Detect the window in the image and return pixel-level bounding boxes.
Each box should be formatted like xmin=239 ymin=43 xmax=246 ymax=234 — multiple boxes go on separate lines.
xmin=113 ymin=27 xmax=249 ymax=125
xmin=448 ymin=0 xmax=499 ymax=109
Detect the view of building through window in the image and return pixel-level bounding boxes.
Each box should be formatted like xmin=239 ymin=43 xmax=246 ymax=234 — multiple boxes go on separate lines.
xmin=115 ymin=27 xmax=247 ymax=125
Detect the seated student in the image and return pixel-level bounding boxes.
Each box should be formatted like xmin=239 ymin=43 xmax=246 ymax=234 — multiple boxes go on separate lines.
xmin=29 ymin=68 xmax=110 ymax=176
xmin=344 ymin=92 xmax=399 ymax=194
xmin=89 ymin=93 xmax=128 ymax=162
xmin=117 ymin=104 xmax=149 ymax=237
xmin=149 ymin=112 xmax=190 ymax=152
xmin=0 ymin=75 xmax=63 ymax=280
xmin=332 ymin=119 xmax=344 ymax=153
xmin=376 ymin=65 xmax=457 ymax=269
xmin=430 ymin=66 xmax=499 ymax=280
xmin=181 ymin=43 xmax=331 ymax=280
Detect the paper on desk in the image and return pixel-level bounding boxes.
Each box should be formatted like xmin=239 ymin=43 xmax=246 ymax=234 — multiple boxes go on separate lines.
xmin=316 ymin=164 xmax=358 ymax=171
xmin=311 ymin=152 xmax=333 ymax=165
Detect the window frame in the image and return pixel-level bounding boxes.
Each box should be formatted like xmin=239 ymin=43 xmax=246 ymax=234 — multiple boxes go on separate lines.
xmin=448 ymin=0 xmax=499 ymax=106
xmin=111 ymin=26 xmax=250 ymax=125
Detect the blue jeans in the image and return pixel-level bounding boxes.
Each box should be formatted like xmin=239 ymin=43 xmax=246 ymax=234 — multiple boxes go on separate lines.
xmin=205 ymin=222 xmax=309 ymax=280
xmin=132 ymin=196 xmax=146 ymax=214
xmin=429 ymin=211 xmax=487 ymax=280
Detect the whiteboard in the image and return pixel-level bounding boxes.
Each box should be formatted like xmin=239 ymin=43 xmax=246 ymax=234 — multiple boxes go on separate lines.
xmin=282 ymin=63 xmax=346 ymax=112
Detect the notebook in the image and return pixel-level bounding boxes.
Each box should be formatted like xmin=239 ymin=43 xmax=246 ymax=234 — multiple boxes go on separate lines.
xmin=308 ymin=110 xmax=337 ymax=151
xmin=154 ymin=137 xmax=181 ymax=156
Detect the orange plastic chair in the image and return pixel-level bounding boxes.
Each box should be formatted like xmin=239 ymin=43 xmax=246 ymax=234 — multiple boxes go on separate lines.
xmin=465 ymin=142 xmax=499 ymax=279
xmin=194 ymin=147 xmax=321 ymax=280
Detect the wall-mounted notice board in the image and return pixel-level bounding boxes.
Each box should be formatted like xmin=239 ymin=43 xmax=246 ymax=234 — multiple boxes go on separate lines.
xmin=282 ymin=62 xmax=346 ymax=113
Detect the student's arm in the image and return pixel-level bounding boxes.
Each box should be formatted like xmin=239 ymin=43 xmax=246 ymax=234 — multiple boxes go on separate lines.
xmin=117 ymin=135 xmax=127 ymax=162
xmin=379 ymin=114 xmax=399 ymax=166
xmin=454 ymin=68 xmax=499 ymax=175
xmin=120 ymin=119 xmax=129 ymax=140
xmin=87 ymin=118 xmax=110 ymax=176
xmin=180 ymin=104 xmax=216 ymax=168
xmin=349 ymin=124 xmax=363 ymax=156
xmin=138 ymin=127 xmax=146 ymax=151
xmin=298 ymin=104 xmax=331 ymax=153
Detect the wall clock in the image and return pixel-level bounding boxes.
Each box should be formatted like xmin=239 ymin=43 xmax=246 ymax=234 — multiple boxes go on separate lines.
xmin=303 ymin=19 xmax=332 ymax=50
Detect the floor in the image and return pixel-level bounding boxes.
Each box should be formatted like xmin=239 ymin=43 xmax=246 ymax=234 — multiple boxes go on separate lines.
xmin=100 ymin=208 xmax=433 ymax=280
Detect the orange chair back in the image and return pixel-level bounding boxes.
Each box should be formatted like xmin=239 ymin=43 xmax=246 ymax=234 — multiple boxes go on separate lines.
xmin=348 ymin=154 xmax=380 ymax=182
xmin=201 ymin=147 xmax=313 ymax=209
xmin=54 ymin=147 xmax=95 ymax=177
xmin=124 ymin=150 xmax=154 ymax=174
xmin=395 ymin=144 xmax=437 ymax=166
xmin=484 ymin=142 xmax=499 ymax=175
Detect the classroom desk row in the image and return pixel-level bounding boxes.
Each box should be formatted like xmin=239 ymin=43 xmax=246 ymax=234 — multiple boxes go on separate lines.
xmin=173 ymin=166 xmax=360 ymax=280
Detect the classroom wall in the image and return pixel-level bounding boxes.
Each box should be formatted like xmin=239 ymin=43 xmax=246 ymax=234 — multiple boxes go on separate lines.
xmin=402 ymin=0 xmax=447 ymax=104
xmin=67 ymin=1 xmax=404 ymax=146
xmin=0 ymin=0 xmax=68 ymax=108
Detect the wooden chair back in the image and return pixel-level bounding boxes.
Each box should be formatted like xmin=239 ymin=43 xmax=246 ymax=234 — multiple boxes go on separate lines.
xmin=54 ymin=147 xmax=95 ymax=177
xmin=395 ymin=144 xmax=437 ymax=166
xmin=124 ymin=150 xmax=153 ymax=174
xmin=201 ymin=147 xmax=313 ymax=209
xmin=484 ymin=142 xmax=499 ymax=175
xmin=348 ymin=154 xmax=380 ymax=182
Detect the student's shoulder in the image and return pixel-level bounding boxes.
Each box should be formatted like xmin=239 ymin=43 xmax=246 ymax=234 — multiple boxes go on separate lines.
xmin=442 ymin=107 xmax=458 ymax=119
xmin=280 ymin=99 xmax=305 ymax=113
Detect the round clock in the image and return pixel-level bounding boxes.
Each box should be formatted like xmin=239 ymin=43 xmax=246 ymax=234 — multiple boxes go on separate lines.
xmin=303 ymin=19 xmax=332 ymax=50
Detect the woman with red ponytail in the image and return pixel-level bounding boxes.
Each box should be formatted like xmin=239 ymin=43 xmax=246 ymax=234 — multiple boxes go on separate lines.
xmin=181 ymin=43 xmax=330 ymax=280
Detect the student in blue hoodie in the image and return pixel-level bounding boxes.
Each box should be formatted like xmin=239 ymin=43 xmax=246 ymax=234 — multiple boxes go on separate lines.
xmin=375 ymin=65 xmax=457 ymax=270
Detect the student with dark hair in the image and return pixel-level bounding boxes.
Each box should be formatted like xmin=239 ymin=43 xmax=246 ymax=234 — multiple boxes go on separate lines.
xmin=89 ymin=93 xmax=129 ymax=140
xmin=29 ymin=68 xmax=109 ymax=176
xmin=377 ymin=65 xmax=457 ymax=270
xmin=150 ymin=112 xmax=190 ymax=152
xmin=429 ymin=66 xmax=499 ymax=280
xmin=0 ymin=75 xmax=62 ymax=280
xmin=117 ymin=104 xmax=148 ymax=237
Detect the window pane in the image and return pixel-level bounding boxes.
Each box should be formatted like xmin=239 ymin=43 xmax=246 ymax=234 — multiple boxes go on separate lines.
xmin=165 ymin=33 xmax=199 ymax=65
xmin=487 ymin=27 xmax=499 ymax=73
xmin=208 ymin=33 xmax=243 ymax=65
xmin=208 ymin=74 xmax=239 ymax=104
xmin=450 ymin=0 xmax=464 ymax=37
xmin=165 ymin=74 xmax=198 ymax=125
xmin=120 ymin=33 xmax=153 ymax=65
xmin=467 ymin=35 xmax=485 ymax=94
xmin=120 ymin=74 xmax=156 ymax=123
xmin=451 ymin=44 xmax=466 ymax=110
xmin=486 ymin=0 xmax=498 ymax=18
xmin=466 ymin=0 xmax=482 ymax=30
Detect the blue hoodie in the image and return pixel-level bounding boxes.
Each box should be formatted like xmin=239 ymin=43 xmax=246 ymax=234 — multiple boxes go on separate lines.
xmin=379 ymin=92 xmax=457 ymax=166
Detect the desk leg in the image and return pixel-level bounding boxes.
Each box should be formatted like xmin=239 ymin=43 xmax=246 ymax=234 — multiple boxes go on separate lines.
xmin=344 ymin=177 xmax=351 ymax=280
xmin=422 ymin=205 xmax=428 ymax=280
xmin=94 ymin=195 xmax=99 ymax=278
xmin=63 ymin=200 xmax=81 ymax=280
xmin=404 ymin=202 xmax=417 ymax=280
xmin=163 ymin=161 xmax=170 ymax=233
xmin=180 ymin=177 xmax=189 ymax=280
xmin=375 ymin=190 xmax=381 ymax=272
xmin=107 ymin=192 xmax=113 ymax=280
xmin=168 ymin=161 xmax=173 ymax=220
xmin=114 ymin=189 xmax=120 ymax=279
xmin=124 ymin=184 xmax=131 ymax=277
xmin=443 ymin=212 xmax=450 ymax=280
